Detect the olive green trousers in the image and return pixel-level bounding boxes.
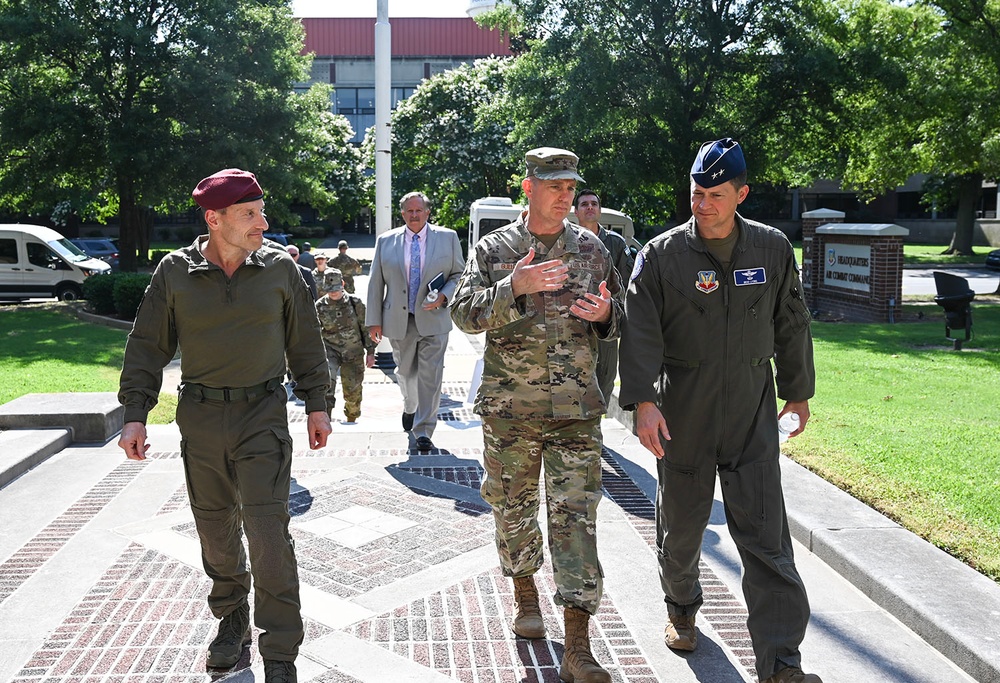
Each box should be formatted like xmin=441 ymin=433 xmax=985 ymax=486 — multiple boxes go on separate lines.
xmin=176 ymin=385 xmax=302 ymax=661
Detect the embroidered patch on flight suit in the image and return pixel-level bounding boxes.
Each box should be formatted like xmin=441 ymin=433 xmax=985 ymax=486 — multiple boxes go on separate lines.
xmin=734 ymin=267 xmax=766 ymax=286
xmin=630 ymin=251 xmax=645 ymax=282
xmin=695 ymin=270 xmax=719 ymax=293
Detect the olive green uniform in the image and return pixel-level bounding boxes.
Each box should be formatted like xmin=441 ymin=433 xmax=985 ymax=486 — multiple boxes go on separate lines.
xmin=450 ymin=214 xmax=622 ymax=615
xmin=119 ymin=236 xmax=329 ymax=662
xmin=618 ymin=214 xmax=815 ymax=681
xmin=594 ymin=226 xmax=634 ymax=405
xmin=315 ymin=293 xmax=375 ymax=421
xmin=329 ymin=253 xmax=362 ymax=293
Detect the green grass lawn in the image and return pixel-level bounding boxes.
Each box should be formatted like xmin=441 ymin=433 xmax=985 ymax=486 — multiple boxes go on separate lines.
xmin=0 ymin=305 xmax=176 ymax=424
xmin=784 ymin=303 xmax=1000 ymax=581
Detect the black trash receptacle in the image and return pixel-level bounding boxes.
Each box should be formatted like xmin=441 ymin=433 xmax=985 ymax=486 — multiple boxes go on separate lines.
xmin=932 ymin=271 xmax=975 ymax=349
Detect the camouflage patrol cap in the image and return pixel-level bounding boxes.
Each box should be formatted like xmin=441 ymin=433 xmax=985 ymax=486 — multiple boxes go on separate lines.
xmin=524 ymin=147 xmax=585 ymax=182
xmin=691 ymin=138 xmax=745 ymax=188
xmin=326 ymin=267 xmax=344 ymax=292
xmin=314 ymin=252 xmax=327 ymax=261
xmin=338 ymin=240 xmax=349 ymax=248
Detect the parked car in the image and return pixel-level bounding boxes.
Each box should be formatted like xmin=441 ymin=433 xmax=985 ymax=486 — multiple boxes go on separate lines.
xmin=986 ymin=248 xmax=1000 ymax=272
xmin=69 ymin=238 xmax=119 ymax=271
xmin=263 ymin=232 xmax=290 ymax=246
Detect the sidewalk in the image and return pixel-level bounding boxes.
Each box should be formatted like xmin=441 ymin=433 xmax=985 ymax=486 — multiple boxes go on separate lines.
xmin=0 ymin=270 xmax=997 ymax=682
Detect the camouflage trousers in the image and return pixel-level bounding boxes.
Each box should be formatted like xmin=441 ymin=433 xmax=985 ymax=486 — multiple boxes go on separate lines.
xmin=480 ymin=416 xmax=604 ymax=615
xmin=324 ymin=349 xmax=366 ymax=421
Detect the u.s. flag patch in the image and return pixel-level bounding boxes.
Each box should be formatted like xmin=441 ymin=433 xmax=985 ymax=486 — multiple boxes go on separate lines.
xmin=695 ymin=270 xmax=719 ymax=294
xmin=734 ymin=267 xmax=766 ymax=286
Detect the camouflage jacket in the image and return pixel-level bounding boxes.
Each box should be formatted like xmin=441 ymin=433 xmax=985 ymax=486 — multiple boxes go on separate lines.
xmin=450 ymin=213 xmax=622 ymax=419
xmin=315 ymin=293 xmax=375 ymax=358
xmin=329 ymin=253 xmax=362 ymax=277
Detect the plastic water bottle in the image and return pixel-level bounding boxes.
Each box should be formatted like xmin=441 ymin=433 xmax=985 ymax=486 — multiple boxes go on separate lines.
xmin=778 ymin=412 xmax=800 ymax=444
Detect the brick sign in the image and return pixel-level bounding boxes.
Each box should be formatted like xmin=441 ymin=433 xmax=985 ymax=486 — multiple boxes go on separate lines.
xmin=824 ymin=243 xmax=872 ymax=292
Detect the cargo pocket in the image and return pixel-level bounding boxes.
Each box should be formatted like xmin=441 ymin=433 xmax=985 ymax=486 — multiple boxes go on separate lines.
xmin=269 ymin=427 xmax=294 ymax=502
xmin=179 ymin=438 xmax=198 ymax=507
xmin=718 ymin=459 xmax=784 ymax=554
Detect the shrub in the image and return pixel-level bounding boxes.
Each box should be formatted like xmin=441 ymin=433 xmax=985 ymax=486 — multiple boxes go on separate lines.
xmin=113 ymin=273 xmax=152 ymax=320
xmin=81 ymin=273 xmax=118 ymax=315
xmin=150 ymin=250 xmax=170 ymax=267
xmin=287 ymin=225 xmax=326 ymax=239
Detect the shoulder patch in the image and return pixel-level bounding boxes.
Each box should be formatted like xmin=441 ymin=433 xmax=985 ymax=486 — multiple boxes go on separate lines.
xmin=630 ymin=250 xmax=645 ymax=282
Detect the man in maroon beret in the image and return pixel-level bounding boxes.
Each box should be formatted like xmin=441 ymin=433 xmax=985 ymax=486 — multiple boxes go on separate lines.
xmin=118 ymin=168 xmax=331 ymax=683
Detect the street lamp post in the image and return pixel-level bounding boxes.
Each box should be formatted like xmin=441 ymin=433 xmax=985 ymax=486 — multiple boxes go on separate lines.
xmin=374 ymin=0 xmax=391 ymax=236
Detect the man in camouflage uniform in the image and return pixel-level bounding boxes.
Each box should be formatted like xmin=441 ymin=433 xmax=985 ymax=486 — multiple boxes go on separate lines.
xmin=312 ymin=252 xmax=340 ymax=297
xmin=315 ymin=268 xmax=376 ymax=422
xmin=451 ymin=147 xmax=621 ymax=683
xmin=329 ymin=240 xmax=362 ymax=293
xmin=573 ymin=189 xmax=634 ymax=406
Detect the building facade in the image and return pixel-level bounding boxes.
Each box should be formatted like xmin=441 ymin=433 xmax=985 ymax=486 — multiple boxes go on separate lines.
xmin=297 ymin=18 xmax=512 ymax=143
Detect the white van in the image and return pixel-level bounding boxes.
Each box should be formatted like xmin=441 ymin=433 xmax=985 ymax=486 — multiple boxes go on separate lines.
xmin=467 ymin=196 xmax=641 ymax=257
xmin=0 ymin=224 xmax=112 ymax=301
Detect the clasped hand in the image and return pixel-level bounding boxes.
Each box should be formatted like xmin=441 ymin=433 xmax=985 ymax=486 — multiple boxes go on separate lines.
xmin=511 ymin=247 xmax=612 ymax=323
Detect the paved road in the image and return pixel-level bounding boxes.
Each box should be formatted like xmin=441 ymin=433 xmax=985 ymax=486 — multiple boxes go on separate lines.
xmin=903 ymin=267 xmax=999 ymax=296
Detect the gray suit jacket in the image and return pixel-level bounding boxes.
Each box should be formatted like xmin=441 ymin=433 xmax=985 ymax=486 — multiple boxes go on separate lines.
xmin=366 ymin=224 xmax=465 ymax=338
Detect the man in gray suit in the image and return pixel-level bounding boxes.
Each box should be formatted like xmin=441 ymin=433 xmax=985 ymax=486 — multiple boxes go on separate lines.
xmin=366 ymin=191 xmax=465 ymax=451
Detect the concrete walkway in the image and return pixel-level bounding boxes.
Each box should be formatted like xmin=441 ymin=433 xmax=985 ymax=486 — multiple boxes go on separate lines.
xmin=1 ymin=258 xmax=998 ymax=683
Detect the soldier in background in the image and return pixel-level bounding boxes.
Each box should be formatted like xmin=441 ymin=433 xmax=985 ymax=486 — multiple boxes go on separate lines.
xmin=573 ymin=189 xmax=633 ymax=406
xmin=451 ymin=147 xmax=621 ymax=683
xmin=330 ymin=239 xmax=362 ymax=294
xmin=315 ymin=268 xmax=376 ymax=423
xmin=312 ymin=252 xmax=340 ymax=297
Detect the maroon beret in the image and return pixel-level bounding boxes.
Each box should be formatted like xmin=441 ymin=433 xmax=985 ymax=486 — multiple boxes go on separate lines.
xmin=192 ymin=168 xmax=264 ymax=210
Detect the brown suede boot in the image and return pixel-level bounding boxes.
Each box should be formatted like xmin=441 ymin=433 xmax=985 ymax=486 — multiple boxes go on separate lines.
xmin=511 ymin=576 xmax=546 ymax=638
xmin=559 ymin=607 xmax=611 ymax=683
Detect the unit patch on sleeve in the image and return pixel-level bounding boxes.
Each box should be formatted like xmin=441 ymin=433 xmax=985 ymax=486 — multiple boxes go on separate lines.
xmin=734 ymin=267 xmax=766 ymax=287
xmin=629 ymin=250 xmax=645 ymax=282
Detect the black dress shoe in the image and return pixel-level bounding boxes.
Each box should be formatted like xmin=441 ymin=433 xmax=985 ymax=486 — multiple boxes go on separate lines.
xmin=402 ymin=412 xmax=415 ymax=431
xmin=415 ymin=436 xmax=434 ymax=451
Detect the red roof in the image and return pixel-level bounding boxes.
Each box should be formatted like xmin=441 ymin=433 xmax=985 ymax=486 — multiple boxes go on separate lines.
xmin=301 ymin=17 xmax=512 ymax=57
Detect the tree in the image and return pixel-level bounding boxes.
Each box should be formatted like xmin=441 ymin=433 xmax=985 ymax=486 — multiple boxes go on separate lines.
xmin=0 ymin=0 xmax=346 ymax=271
xmin=793 ymin=0 xmax=1000 ymax=255
xmin=489 ymin=0 xmax=840 ymax=225
xmin=367 ymin=56 xmax=518 ymax=229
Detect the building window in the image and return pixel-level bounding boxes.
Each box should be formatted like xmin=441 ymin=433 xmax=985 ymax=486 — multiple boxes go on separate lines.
xmin=333 ymin=86 xmax=415 ymax=143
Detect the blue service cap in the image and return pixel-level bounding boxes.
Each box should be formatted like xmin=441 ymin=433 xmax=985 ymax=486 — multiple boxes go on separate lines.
xmin=690 ymin=138 xmax=745 ymax=188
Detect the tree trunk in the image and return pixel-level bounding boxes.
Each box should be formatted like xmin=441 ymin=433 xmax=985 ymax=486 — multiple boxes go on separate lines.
xmin=118 ymin=179 xmax=140 ymax=272
xmin=945 ymin=172 xmax=981 ymax=256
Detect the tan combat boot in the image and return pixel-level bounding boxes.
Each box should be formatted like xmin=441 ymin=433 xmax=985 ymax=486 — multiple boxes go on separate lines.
xmin=511 ymin=576 xmax=546 ymax=638
xmin=664 ymin=612 xmax=697 ymax=651
xmin=559 ymin=606 xmax=611 ymax=683
xmin=762 ymin=666 xmax=823 ymax=683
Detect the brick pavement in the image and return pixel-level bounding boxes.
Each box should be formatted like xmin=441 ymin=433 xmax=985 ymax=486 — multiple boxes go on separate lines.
xmin=0 ymin=389 xmax=759 ymax=683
